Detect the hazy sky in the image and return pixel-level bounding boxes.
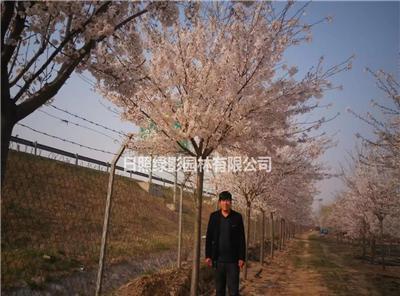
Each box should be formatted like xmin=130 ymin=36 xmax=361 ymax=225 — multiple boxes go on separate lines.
xmin=12 ymin=1 xmax=399 ymax=209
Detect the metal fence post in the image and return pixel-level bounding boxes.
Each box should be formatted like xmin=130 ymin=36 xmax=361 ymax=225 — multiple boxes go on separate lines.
xmin=173 ymin=156 xmax=177 ymax=210
xmin=75 ymin=153 xmax=79 ymax=166
xmin=260 ymin=209 xmax=265 ymax=265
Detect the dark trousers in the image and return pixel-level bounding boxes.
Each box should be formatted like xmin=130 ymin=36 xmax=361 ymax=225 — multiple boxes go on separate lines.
xmin=214 ymin=262 xmax=240 ymax=296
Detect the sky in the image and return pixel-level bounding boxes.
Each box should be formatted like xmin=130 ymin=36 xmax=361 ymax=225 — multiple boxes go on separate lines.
xmin=283 ymin=1 xmax=399 ymax=210
xmin=12 ymin=1 xmax=399 ymax=210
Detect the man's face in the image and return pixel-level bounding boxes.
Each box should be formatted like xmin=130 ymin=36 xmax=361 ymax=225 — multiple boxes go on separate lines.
xmin=219 ymin=199 xmax=232 ymax=211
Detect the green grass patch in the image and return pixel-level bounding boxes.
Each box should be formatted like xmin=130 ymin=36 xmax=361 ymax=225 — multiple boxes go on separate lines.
xmin=290 ymin=255 xmax=305 ymax=268
xmin=308 ymin=234 xmax=319 ymax=241
xmin=289 ymin=239 xmax=307 ymax=268
xmin=369 ymin=274 xmax=400 ymax=295
xmin=290 ymin=236 xmax=354 ymax=294
xmin=307 ymin=240 xmax=340 ymax=269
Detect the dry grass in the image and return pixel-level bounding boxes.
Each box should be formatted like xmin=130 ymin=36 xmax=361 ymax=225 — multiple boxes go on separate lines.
xmin=311 ymin=235 xmax=400 ymax=295
xmin=114 ymin=263 xmax=214 ymax=296
xmin=1 ymin=151 xmax=214 ymax=289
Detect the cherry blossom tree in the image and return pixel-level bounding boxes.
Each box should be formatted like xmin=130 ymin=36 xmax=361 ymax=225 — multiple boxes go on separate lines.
xmin=92 ymin=1 xmax=350 ymax=293
xmin=216 ymin=135 xmax=330 ymax=278
xmin=349 ymin=68 xmax=399 ymax=176
xmin=328 ymin=68 xmax=400 ymax=267
xmin=325 ymin=148 xmax=398 ymax=266
xmin=345 ymin=153 xmax=398 ymax=267
xmin=264 ymin=142 xmax=326 ymax=247
xmin=1 ymin=1 xmax=178 ymax=182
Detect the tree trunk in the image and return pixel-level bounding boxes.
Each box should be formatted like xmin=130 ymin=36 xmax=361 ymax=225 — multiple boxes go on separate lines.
xmin=1 ymin=95 xmax=15 ymax=184
xmin=362 ymin=219 xmax=367 ymax=258
xmin=278 ymin=218 xmax=282 ymax=251
xmin=177 ymin=184 xmax=184 ymax=268
xmin=292 ymin=223 xmax=294 ymax=238
xmin=215 ymin=184 xmax=219 ymax=210
xmin=260 ymin=210 xmax=265 ymax=265
xmin=1 ymin=117 xmax=14 ymax=185
xmin=270 ymin=212 xmax=274 ymax=259
xmin=253 ymin=217 xmax=257 ymax=246
xmin=371 ymin=237 xmax=376 ymax=264
xmin=95 ymin=137 xmax=131 ymax=296
xmin=148 ymin=154 xmax=153 ymax=191
xmin=190 ymin=165 xmax=204 ymax=296
xmin=277 ymin=217 xmax=281 ymax=250
xmin=280 ymin=219 xmax=283 ymax=249
xmin=293 ymin=223 xmax=296 ymax=238
xmin=243 ymin=202 xmax=251 ymax=280
xmin=379 ymin=218 xmax=385 ymax=270
xmin=283 ymin=219 xmax=286 ymax=247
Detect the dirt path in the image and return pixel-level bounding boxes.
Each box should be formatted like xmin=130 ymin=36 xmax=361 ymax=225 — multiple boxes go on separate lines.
xmin=240 ymin=232 xmax=400 ymax=295
xmin=241 ymin=233 xmax=329 ymax=295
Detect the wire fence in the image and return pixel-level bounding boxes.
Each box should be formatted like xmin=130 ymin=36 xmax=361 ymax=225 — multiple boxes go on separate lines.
xmin=2 ymin=146 xmax=217 ymax=295
xmin=10 ymin=135 xmax=158 ymax=181
xmin=8 ymin=136 xmax=216 ymax=195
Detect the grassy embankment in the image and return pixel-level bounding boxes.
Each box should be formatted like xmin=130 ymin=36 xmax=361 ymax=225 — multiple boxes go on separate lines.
xmin=2 ymin=150 xmax=215 ymax=289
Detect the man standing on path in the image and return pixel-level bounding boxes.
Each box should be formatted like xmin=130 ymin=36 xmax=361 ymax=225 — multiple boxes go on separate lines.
xmin=205 ymin=191 xmax=246 ymax=296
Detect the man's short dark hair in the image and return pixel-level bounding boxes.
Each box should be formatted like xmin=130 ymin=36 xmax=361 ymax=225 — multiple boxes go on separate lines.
xmin=219 ymin=191 xmax=232 ymax=201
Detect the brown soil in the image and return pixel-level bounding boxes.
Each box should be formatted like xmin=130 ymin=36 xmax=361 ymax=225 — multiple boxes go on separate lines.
xmin=240 ymin=232 xmax=400 ymax=296
xmin=114 ymin=263 xmax=214 ymax=296
xmin=241 ymin=235 xmax=329 ymax=295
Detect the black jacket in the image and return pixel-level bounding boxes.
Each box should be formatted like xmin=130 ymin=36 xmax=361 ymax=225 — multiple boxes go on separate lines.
xmin=205 ymin=210 xmax=246 ymax=263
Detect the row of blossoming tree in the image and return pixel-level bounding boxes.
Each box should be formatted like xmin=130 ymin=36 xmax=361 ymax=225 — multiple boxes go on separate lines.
xmin=90 ymin=2 xmax=351 ymax=294
xmin=324 ymin=69 xmax=399 ymax=270
xmin=3 ymin=1 xmax=352 ymax=295
xmin=211 ymin=141 xmax=328 ymax=278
